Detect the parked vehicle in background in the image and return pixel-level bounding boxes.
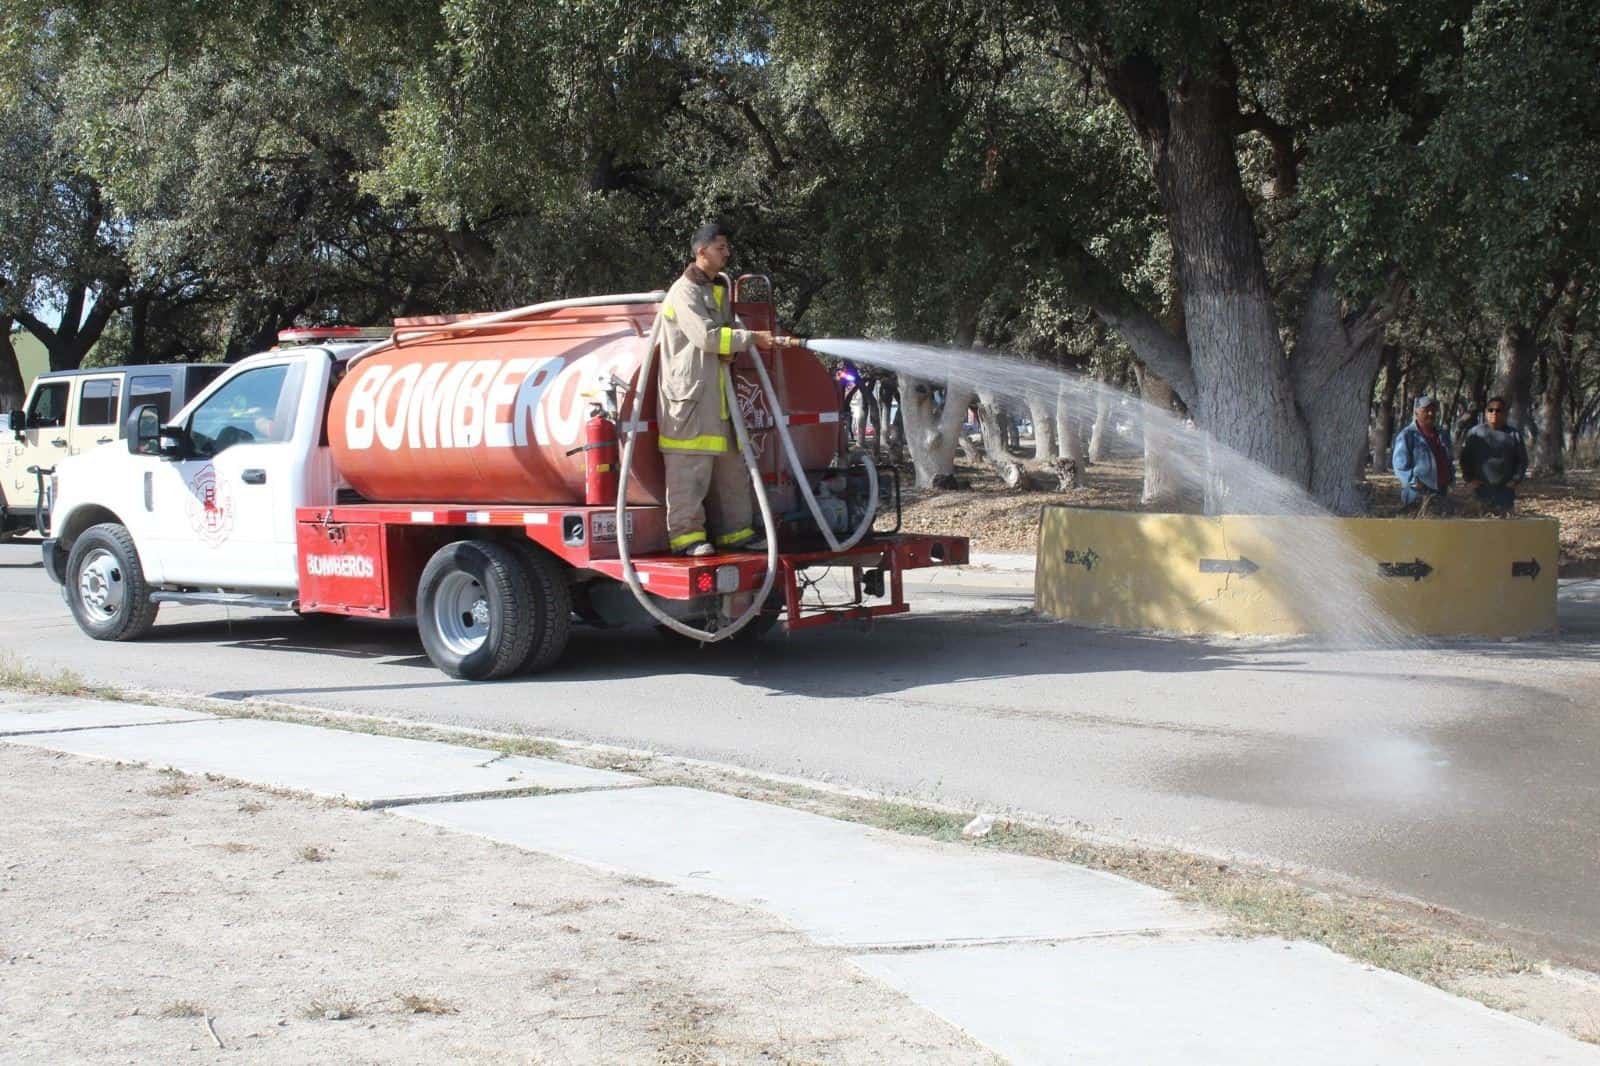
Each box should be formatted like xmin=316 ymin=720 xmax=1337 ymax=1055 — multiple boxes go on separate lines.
xmin=2 ymin=364 xmax=224 ymax=539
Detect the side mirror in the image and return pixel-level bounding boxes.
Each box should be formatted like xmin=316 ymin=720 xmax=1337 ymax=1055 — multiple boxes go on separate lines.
xmin=6 ymin=409 xmax=23 ymax=434
xmin=129 ymin=404 xmax=163 ymax=455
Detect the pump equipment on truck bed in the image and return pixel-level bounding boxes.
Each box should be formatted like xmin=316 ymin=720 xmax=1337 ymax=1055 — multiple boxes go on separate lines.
xmin=39 ymin=278 xmax=968 ymax=679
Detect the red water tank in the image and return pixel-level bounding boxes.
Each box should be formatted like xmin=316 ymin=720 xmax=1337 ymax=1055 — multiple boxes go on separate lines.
xmin=326 ymin=299 xmax=838 ymax=506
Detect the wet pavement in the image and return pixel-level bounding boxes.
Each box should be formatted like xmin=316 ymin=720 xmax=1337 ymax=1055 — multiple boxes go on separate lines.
xmin=3 ymin=542 xmax=1598 ymax=967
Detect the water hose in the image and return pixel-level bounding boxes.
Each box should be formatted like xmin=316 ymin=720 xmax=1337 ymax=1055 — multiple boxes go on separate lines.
xmin=743 ymin=347 xmax=879 ymax=553
xmin=614 ymin=316 xmax=779 ymax=643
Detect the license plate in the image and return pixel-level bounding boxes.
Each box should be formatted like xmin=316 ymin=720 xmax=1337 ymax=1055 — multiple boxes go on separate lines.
xmin=590 ymin=512 xmax=634 ymax=542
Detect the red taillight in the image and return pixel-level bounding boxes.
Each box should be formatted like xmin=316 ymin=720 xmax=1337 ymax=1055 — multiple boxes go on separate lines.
xmin=694 ymin=571 xmax=716 ymax=594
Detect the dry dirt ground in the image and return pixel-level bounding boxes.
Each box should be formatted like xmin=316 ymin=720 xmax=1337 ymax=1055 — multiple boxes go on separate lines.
xmin=0 ymin=745 xmax=992 ymax=1066
xmin=899 ymin=454 xmax=1600 ymax=576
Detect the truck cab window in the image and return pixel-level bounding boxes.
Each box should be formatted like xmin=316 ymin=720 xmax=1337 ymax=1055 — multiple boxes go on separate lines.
xmin=26 ymin=382 xmax=70 ymax=428
xmin=128 ymin=374 xmax=176 ymax=424
xmin=77 ymin=378 xmax=122 ymax=427
xmin=188 ymin=363 xmax=300 ymax=457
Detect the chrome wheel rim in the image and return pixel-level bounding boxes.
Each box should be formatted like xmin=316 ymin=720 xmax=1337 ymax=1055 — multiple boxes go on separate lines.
xmin=77 ymin=548 xmax=125 ymax=624
xmin=433 ymin=571 xmax=490 ymax=658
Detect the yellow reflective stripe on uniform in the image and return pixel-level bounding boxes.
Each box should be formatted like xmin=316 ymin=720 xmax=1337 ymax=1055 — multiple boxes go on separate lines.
xmin=669 ymin=530 xmax=707 ymax=549
xmin=715 ymin=527 xmax=755 ymax=546
xmin=718 ymin=327 xmax=733 ymax=355
xmin=720 ymin=371 xmax=729 ymax=419
xmin=663 ymin=302 xmax=677 ymax=320
xmin=713 ymin=285 xmax=725 ymax=310
xmin=658 ymin=433 xmax=729 ymax=453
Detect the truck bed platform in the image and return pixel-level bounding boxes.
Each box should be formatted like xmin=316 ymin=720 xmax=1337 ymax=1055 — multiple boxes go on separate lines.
xmin=295 ymin=503 xmax=969 ymax=629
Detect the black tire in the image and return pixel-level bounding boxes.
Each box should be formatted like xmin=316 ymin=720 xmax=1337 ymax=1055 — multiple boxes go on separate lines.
xmin=65 ymin=523 xmax=160 ymax=641
xmin=502 ymin=538 xmax=574 ymax=674
xmin=416 ymin=540 xmax=536 ymax=681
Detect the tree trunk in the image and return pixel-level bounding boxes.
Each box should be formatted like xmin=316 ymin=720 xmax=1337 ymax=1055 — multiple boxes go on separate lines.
xmin=900 ymin=375 xmax=973 ymax=489
xmin=1087 ymin=382 xmax=1113 ymax=461
xmin=1105 ymin=61 xmax=1310 ymax=496
xmin=1370 ymin=343 xmax=1400 ymax=473
xmin=1291 ymin=266 xmax=1389 ymax=515
xmin=975 ymin=389 xmax=1023 ymax=488
xmin=1028 ymin=391 xmax=1057 ymax=463
xmin=1535 ymin=359 xmax=1566 ymax=477
xmin=0 ymin=320 xmax=24 ymax=413
xmin=1497 ymin=322 xmax=1538 ymax=447
xmin=1535 ymin=306 xmax=1575 ymax=477
xmin=1132 ymin=365 xmax=1181 ymax=506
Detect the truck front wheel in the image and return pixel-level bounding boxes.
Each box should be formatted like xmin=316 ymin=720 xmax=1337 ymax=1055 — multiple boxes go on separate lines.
xmin=417 ymin=540 xmax=537 ymax=681
xmin=65 ymin=523 xmax=160 ymax=641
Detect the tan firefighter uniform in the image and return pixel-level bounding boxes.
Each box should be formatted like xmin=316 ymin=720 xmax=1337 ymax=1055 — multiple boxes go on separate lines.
xmin=657 ymin=265 xmax=757 ymax=551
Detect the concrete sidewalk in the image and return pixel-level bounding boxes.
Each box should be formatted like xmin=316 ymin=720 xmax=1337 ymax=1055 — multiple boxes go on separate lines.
xmin=3 ymin=690 xmax=1597 ymax=1064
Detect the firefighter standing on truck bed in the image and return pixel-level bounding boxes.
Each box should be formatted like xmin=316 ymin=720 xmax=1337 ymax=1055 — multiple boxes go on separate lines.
xmin=657 ymin=223 xmax=775 ymax=557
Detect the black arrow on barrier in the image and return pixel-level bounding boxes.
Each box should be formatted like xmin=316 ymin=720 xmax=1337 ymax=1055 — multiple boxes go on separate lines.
xmin=1064 ymin=548 xmax=1100 ymax=571
xmin=1511 ymin=558 xmax=1541 ymax=580
xmin=1379 ymin=558 xmax=1434 ymax=581
xmin=1198 ymin=556 xmax=1260 ymax=577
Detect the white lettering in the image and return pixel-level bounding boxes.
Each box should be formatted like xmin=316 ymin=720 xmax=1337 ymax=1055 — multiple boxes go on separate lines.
xmin=305 ymin=553 xmax=377 ymax=579
xmin=344 ymin=365 xmax=391 ymax=450
xmin=418 ymin=361 xmax=471 ymax=448
xmin=512 ymin=358 xmax=562 ymax=447
xmin=374 ymin=362 xmax=421 ymax=451
xmin=451 ymin=360 xmax=497 ymax=448
xmin=485 ymin=357 xmax=534 ymax=447
xmin=340 ymin=352 xmax=625 ymax=453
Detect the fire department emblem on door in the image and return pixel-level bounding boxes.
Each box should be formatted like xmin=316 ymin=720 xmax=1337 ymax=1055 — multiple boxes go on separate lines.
xmin=186 ymin=465 xmax=235 ymax=546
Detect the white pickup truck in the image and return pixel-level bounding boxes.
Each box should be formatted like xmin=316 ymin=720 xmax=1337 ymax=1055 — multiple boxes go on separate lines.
xmin=41 ymin=335 xmax=367 ymax=636
xmin=39 ymin=303 xmax=961 ymax=680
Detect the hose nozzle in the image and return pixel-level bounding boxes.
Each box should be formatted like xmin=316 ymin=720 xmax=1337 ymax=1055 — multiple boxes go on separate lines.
xmin=776 ymin=334 xmax=810 ymax=351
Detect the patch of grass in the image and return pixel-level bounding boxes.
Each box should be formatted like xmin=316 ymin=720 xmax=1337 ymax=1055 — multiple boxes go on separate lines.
xmin=650 ymin=767 xmax=1537 ymax=991
xmin=652 ymin=995 xmax=721 ymax=1066
xmin=148 ymin=777 xmax=198 ymax=799
xmin=0 ymin=653 xmax=118 ymax=700
xmin=236 ymin=800 xmax=267 ymax=814
xmin=302 ymin=998 xmax=360 ymax=1021
xmin=297 ymin=845 xmax=332 ymax=863
xmin=160 ymin=1000 xmax=205 ymax=1019
xmin=206 ymin=842 xmax=255 ymax=854
xmin=397 ymin=993 xmax=458 ymax=1015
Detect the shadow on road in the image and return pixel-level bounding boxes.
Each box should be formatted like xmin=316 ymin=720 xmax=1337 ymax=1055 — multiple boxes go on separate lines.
xmin=140 ymin=591 xmax=1595 ymax=702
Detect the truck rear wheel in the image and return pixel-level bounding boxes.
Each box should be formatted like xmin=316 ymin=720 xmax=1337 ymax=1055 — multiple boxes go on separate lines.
xmin=65 ymin=523 xmax=160 ymax=641
xmin=503 ymin=539 xmax=573 ymax=675
xmin=417 ymin=540 xmax=537 ymax=681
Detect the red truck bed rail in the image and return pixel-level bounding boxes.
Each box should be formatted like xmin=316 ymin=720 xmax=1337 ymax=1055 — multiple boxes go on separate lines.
xmin=295 ymin=503 xmax=968 ymax=631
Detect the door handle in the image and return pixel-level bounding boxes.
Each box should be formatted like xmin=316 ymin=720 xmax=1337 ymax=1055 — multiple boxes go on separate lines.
xmin=97 ymin=436 xmax=114 ymax=444
xmin=241 ymin=468 xmax=267 ymax=485
xmin=51 ymin=437 xmax=67 ymax=447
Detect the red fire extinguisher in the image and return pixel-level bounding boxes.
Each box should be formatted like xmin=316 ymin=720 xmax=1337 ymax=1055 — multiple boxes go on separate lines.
xmin=584 ymin=404 xmax=619 ymax=506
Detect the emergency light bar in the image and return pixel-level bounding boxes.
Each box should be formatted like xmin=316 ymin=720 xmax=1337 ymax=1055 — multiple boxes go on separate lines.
xmin=276 ymin=326 xmax=394 ymax=346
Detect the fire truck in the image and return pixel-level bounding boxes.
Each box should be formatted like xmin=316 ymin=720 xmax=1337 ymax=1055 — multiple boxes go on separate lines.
xmin=39 ymin=279 xmax=968 ymax=679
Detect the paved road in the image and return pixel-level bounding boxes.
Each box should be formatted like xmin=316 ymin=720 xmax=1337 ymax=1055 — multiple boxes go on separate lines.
xmin=4 ymin=539 xmax=1598 ymax=966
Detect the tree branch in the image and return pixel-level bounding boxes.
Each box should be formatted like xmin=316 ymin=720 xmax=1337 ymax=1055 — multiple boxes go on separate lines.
xmin=1050 ymin=241 xmax=1195 ymax=405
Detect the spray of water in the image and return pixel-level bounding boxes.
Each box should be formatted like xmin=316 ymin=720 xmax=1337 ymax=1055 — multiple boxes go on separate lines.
xmin=809 ymin=339 xmax=1412 ymax=646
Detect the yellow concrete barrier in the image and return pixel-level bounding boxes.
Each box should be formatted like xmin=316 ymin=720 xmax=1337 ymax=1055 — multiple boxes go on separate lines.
xmin=1035 ymin=507 xmax=1558 ymax=638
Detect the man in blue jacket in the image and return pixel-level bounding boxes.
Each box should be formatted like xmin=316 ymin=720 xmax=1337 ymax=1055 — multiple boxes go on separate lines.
xmin=1392 ymin=396 xmax=1455 ymax=511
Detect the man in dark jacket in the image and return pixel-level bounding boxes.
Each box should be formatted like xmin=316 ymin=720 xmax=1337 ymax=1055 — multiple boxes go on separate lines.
xmin=1461 ymin=395 xmax=1529 ymax=515
xmin=1392 ymin=396 xmax=1455 ymax=511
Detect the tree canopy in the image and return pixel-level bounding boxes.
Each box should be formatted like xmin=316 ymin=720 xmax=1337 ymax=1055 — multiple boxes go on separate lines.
xmin=2 ymin=0 xmax=1596 ymax=502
